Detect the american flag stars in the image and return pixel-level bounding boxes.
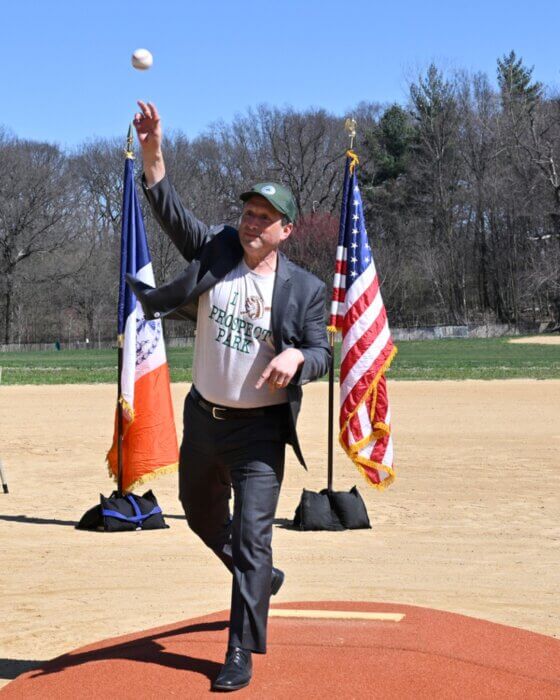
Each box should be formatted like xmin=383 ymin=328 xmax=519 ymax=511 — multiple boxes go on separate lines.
xmin=343 ymin=181 xmax=372 ymax=283
xmin=330 ymin=160 xmax=378 ymax=323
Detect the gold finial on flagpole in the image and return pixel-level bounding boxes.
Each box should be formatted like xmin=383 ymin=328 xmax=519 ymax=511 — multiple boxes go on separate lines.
xmin=344 ymin=117 xmax=357 ymax=149
xmin=125 ymin=123 xmax=135 ymax=159
xmin=344 ymin=118 xmax=359 ymax=173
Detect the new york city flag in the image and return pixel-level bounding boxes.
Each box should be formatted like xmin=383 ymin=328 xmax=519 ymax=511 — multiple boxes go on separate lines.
xmin=106 ymin=155 xmax=178 ymax=492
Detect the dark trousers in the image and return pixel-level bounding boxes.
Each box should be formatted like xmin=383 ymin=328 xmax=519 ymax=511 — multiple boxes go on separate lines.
xmin=179 ymin=390 xmax=288 ymax=653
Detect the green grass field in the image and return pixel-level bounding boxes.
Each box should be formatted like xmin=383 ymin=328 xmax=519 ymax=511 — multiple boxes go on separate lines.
xmin=0 ymin=337 xmax=558 ymax=385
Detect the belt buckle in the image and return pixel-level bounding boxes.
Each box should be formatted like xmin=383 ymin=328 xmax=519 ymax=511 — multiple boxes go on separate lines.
xmin=212 ymin=406 xmax=227 ymax=420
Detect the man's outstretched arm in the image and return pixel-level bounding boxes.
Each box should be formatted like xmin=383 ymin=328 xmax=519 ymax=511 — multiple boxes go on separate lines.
xmin=134 ymin=100 xmax=210 ymax=261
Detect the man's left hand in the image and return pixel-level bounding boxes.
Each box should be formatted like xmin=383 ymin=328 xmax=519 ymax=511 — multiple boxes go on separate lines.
xmin=256 ymin=349 xmax=305 ymax=390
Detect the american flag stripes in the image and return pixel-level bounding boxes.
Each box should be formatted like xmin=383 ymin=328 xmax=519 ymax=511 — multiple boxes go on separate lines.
xmin=329 ymin=152 xmax=397 ymax=489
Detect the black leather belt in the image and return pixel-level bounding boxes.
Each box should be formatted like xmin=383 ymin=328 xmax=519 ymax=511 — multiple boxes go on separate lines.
xmin=190 ymin=386 xmax=286 ymax=421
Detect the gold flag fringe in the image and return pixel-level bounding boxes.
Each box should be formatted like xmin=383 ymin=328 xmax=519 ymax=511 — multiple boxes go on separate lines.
xmin=105 ymin=394 xmax=135 ymax=482
xmin=106 ymin=461 xmax=179 ymax=495
xmin=105 ymin=391 xmax=178 ymax=493
xmin=338 ymin=344 xmax=398 ymax=490
xmin=119 ymin=395 xmax=135 ymax=425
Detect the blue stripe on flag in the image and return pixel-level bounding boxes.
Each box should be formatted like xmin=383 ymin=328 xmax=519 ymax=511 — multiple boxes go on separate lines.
xmin=118 ymin=158 xmax=152 ymax=333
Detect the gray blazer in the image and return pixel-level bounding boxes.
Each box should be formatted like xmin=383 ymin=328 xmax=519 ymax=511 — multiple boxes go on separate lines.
xmin=127 ymin=175 xmax=331 ymax=467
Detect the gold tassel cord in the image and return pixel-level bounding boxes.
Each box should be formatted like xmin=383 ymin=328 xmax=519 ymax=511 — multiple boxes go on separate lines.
xmin=125 ymin=123 xmax=135 ymax=160
xmin=346 ymin=149 xmax=360 ymax=173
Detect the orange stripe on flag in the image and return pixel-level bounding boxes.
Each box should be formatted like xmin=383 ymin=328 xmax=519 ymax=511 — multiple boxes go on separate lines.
xmin=107 ymin=363 xmax=178 ymax=493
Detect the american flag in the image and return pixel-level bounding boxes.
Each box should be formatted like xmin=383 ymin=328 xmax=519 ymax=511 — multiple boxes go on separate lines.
xmin=329 ymin=152 xmax=397 ymax=489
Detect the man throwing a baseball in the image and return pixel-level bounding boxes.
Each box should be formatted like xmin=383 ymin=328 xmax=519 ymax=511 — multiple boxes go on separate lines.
xmin=129 ymin=101 xmax=330 ymax=691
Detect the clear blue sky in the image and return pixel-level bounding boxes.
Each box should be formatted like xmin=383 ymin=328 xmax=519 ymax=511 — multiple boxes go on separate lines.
xmin=3 ymin=0 xmax=560 ymax=149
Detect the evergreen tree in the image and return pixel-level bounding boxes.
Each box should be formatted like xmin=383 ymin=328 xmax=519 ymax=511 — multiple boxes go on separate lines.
xmin=366 ymin=105 xmax=415 ymax=185
xmin=497 ymin=50 xmax=542 ymax=110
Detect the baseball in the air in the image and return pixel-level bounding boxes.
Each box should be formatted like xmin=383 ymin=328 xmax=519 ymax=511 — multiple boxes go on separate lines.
xmin=131 ymin=48 xmax=153 ymax=70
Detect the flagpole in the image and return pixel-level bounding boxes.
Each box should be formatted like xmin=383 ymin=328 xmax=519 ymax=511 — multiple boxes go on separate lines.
xmin=117 ymin=125 xmax=135 ymax=496
xmin=327 ymin=330 xmax=335 ymax=491
xmin=327 ymin=118 xmax=358 ymax=491
xmin=117 ymin=332 xmax=124 ymax=497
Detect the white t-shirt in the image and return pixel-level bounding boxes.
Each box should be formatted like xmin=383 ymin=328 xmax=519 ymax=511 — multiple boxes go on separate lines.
xmin=192 ymin=259 xmax=288 ymax=408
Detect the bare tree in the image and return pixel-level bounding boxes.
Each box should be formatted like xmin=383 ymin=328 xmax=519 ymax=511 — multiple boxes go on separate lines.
xmin=409 ymin=64 xmax=467 ymax=323
xmin=0 ymin=135 xmax=73 ymax=343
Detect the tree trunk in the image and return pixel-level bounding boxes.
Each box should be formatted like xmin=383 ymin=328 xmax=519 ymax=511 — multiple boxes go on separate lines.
xmin=4 ymin=272 xmax=12 ymax=345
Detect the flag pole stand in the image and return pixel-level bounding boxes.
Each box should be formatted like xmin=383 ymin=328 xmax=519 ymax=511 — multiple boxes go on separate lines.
xmin=292 ymin=117 xmax=370 ymax=531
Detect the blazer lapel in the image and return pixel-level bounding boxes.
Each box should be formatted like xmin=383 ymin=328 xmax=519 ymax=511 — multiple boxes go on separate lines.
xmin=189 ymin=232 xmax=243 ymax=300
xmin=271 ymin=253 xmax=292 ymax=351
xmin=189 ymin=254 xmax=238 ymax=300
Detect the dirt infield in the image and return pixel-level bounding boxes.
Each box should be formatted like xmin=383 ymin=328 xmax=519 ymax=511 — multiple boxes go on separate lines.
xmin=1 ymin=380 xmax=559 ymax=688
xmin=508 ymin=335 xmax=560 ymax=344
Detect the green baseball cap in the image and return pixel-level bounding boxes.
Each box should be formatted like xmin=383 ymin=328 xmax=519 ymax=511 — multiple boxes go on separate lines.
xmin=240 ymin=182 xmax=298 ymax=223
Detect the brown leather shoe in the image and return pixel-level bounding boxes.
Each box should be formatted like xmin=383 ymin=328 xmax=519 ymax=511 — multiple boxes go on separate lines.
xmin=212 ymin=647 xmax=252 ymax=691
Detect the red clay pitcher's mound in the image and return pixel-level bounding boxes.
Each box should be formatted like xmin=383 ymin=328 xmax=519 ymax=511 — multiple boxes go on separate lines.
xmin=2 ymin=601 xmax=559 ymax=699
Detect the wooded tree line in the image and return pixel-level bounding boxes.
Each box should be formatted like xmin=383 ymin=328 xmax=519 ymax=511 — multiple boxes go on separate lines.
xmin=1 ymin=51 xmax=559 ymax=346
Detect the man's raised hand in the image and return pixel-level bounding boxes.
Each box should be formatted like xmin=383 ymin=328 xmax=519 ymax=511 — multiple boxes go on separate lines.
xmin=133 ymin=101 xmax=165 ymax=187
xmin=134 ymin=101 xmax=162 ymax=151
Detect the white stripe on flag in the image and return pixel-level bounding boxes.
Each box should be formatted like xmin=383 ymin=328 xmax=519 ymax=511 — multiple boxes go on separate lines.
xmin=347 ymin=420 xmax=358 ymax=446
xmin=385 ymin=406 xmax=392 ymax=425
xmin=332 ymin=272 xmax=346 ymax=290
xmin=357 ymin=402 xmax=371 ymax=442
xmin=344 ymin=263 xmax=376 ymax=308
xmin=121 ymin=262 xmax=168 ymax=410
xmin=121 ymin=309 xmax=138 ymax=409
xmin=383 ymin=436 xmax=394 ymax=466
xmin=341 ymin=320 xmax=391 ymax=403
xmin=341 ymin=291 xmax=385 ymax=363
